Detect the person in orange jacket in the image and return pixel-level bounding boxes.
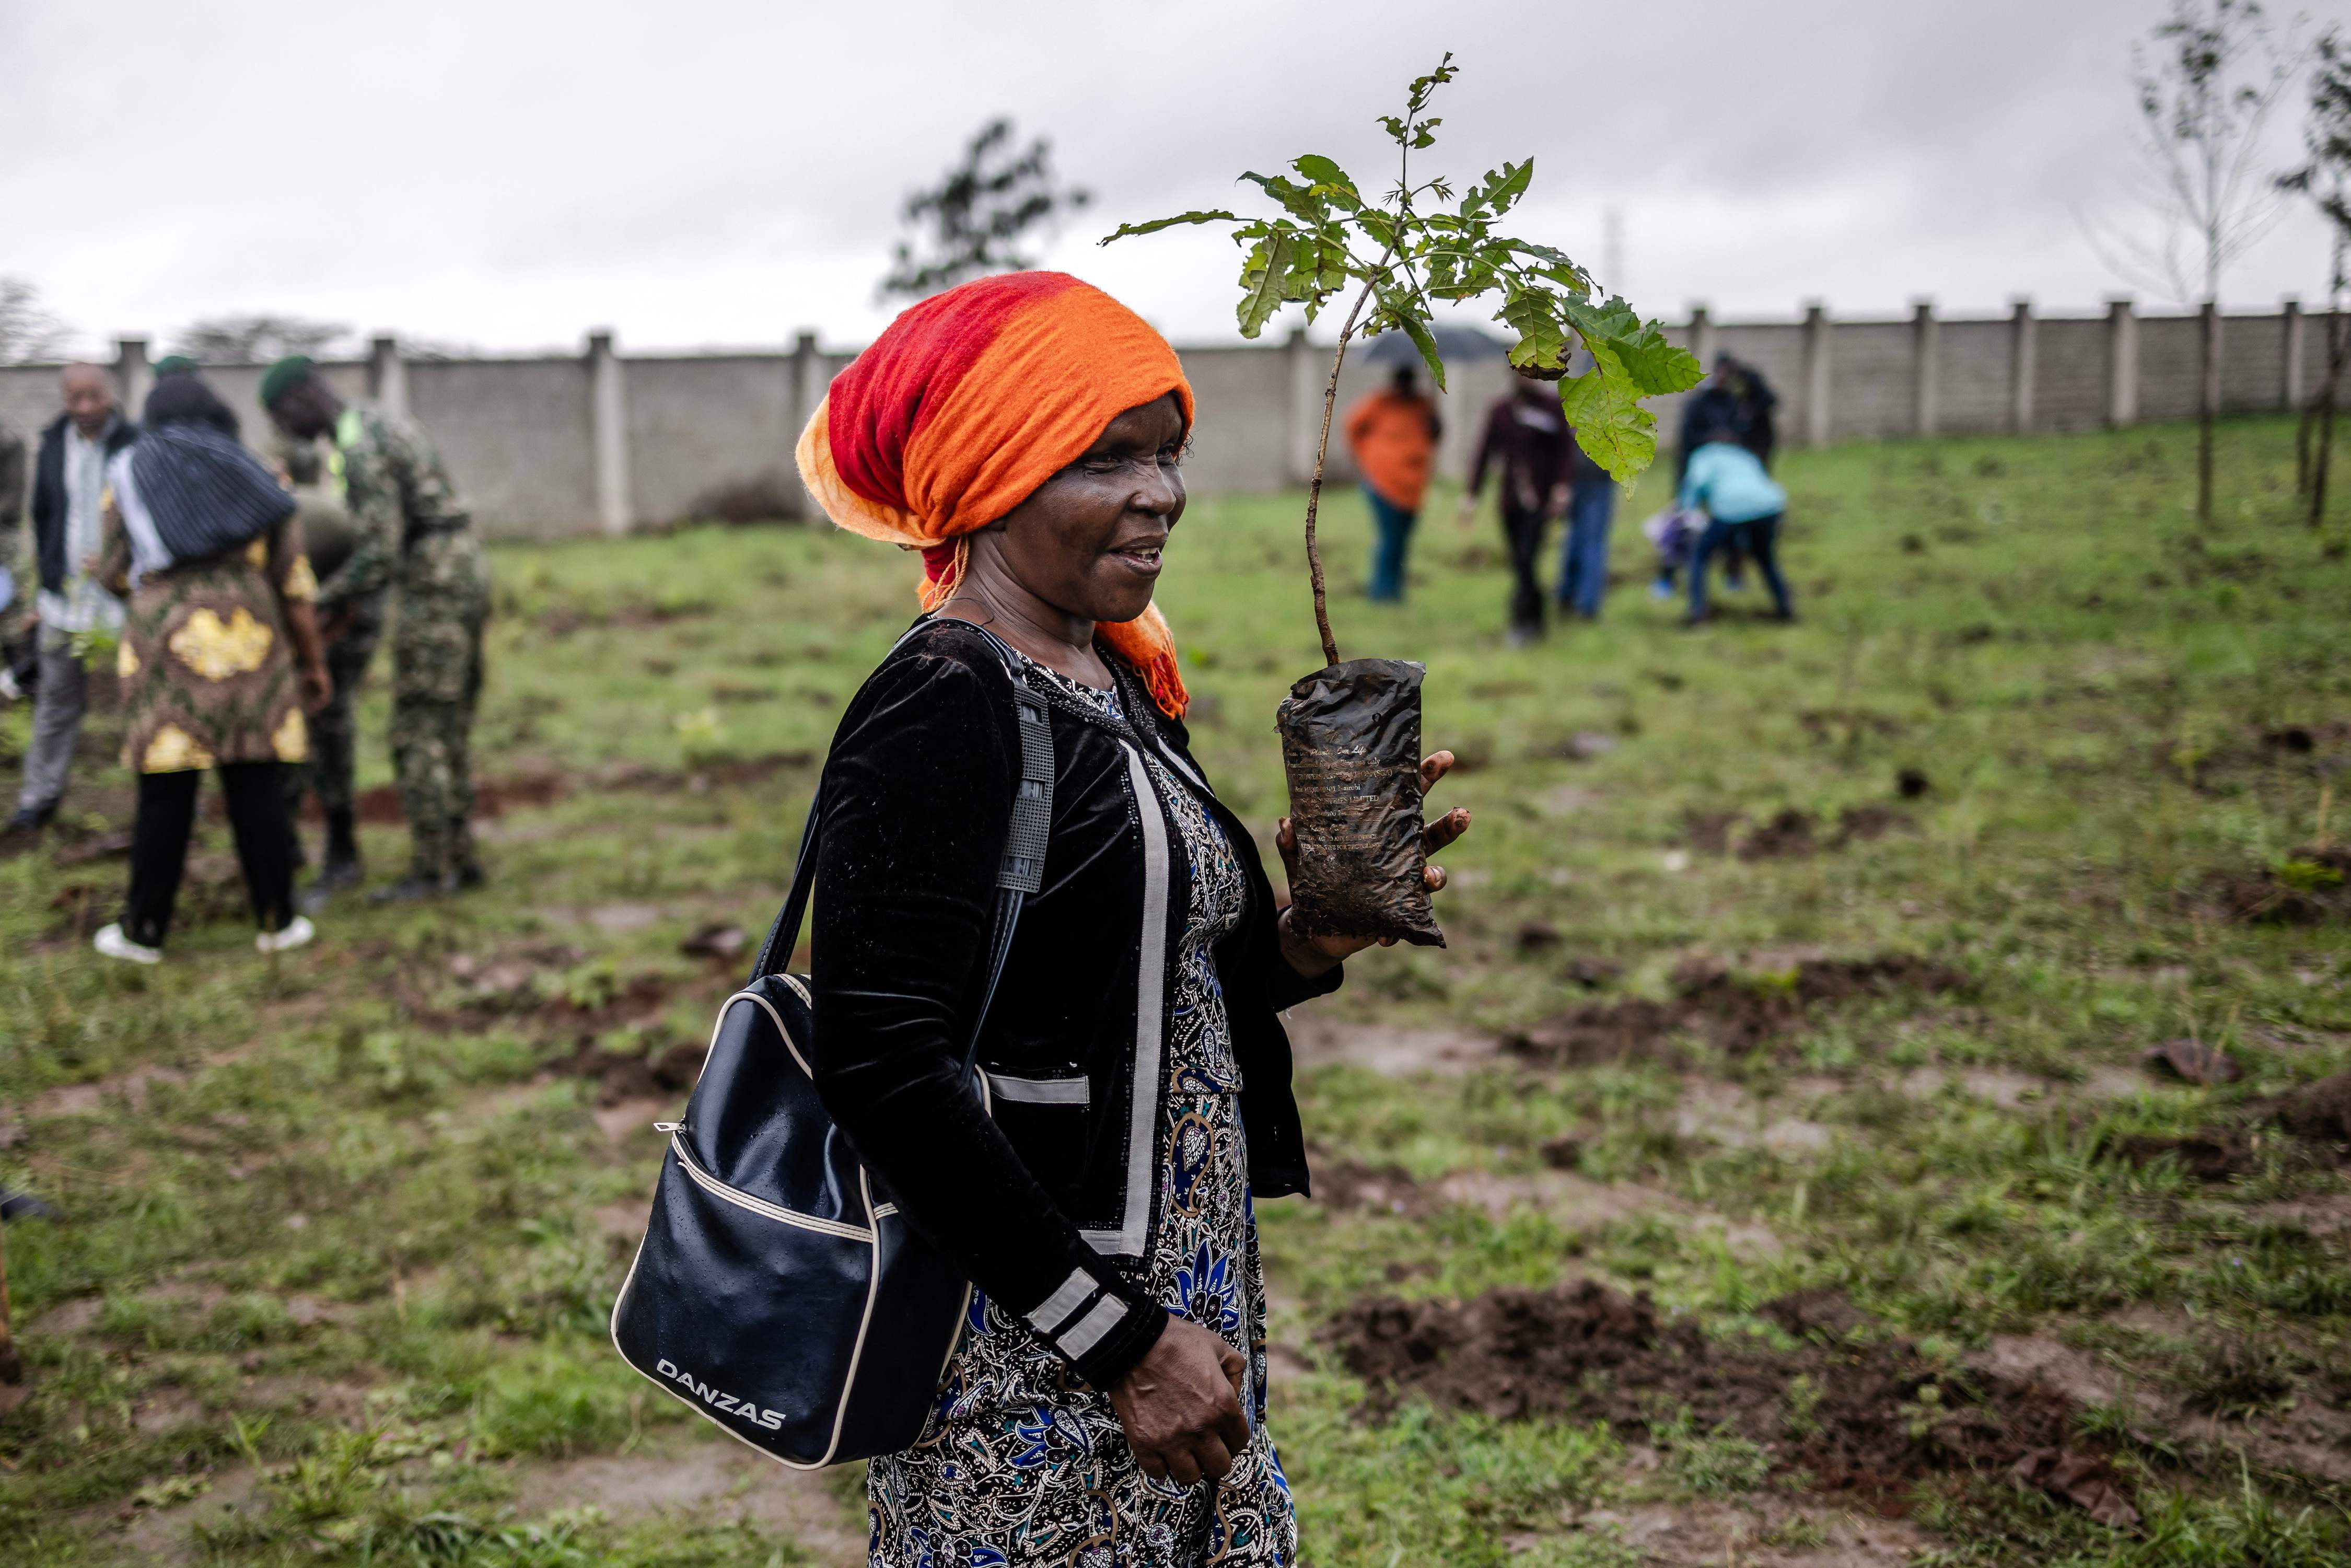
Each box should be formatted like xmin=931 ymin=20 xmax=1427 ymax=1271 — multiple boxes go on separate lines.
xmin=1344 ymin=364 xmax=1441 ymax=601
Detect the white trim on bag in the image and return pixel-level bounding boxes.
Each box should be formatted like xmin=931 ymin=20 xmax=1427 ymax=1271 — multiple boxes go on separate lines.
xmin=823 ymin=1166 xmax=889 ymax=1465
xmin=670 ymin=1137 xmax=873 ymax=1241
xmin=724 ymin=989 xmax=813 ymax=1078
xmin=1081 ymin=741 xmax=1168 ymax=1259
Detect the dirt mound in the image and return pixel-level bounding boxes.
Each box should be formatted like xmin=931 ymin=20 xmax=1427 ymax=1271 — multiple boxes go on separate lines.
xmin=351 ymin=771 xmax=566 ymax=824
xmin=1685 ymin=806 xmax=1914 ymax=859
xmin=1739 ymin=808 xmax=1819 ymax=860
xmin=2209 ymin=845 xmax=2351 ymax=925
xmin=1309 ymin=1160 xmax=1425 ymax=1216
xmin=551 ymin=1038 xmax=706 ymax=1106
xmin=1508 ymin=955 xmax=1969 ymax=1066
xmin=600 ymin=751 xmax=814 ymax=795
xmin=2271 ymin=1070 xmax=2351 ymax=1146
xmin=1758 ymin=1287 xmax=1870 ymax=1341
xmin=1324 ymin=1281 xmax=2094 ymax=1501
xmin=1833 ymin=805 xmax=1911 ymax=844
xmin=2108 ymin=1130 xmax=2256 ymax=1181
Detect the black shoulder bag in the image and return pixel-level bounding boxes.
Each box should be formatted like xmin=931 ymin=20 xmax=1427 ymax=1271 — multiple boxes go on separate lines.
xmin=610 ymin=633 xmax=1054 ymax=1467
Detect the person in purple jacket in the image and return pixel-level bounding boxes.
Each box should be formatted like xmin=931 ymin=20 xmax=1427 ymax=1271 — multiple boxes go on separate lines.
xmin=1461 ymin=371 xmax=1578 ymax=643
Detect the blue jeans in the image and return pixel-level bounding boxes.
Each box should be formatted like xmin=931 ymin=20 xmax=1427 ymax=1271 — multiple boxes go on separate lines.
xmin=1687 ymin=513 xmax=1793 ymax=621
xmin=1365 ymin=487 xmax=1417 ymax=601
xmin=1555 ymin=483 xmax=1615 ymax=618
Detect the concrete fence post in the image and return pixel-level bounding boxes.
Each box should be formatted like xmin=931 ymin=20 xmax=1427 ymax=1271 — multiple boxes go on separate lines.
xmin=2009 ymin=299 xmax=2036 ymax=434
xmin=1687 ymin=304 xmax=1713 ymax=369
xmin=367 ymin=335 xmax=409 ymax=418
xmin=2282 ymin=298 xmax=2304 ymax=410
xmin=789 ymin=330 xmax=822 ymax=518
xmin=2106 ymin=299 xmax=2139 ymax=427
xmin=115 ymin=338 xmax=151 ymax=420
xmin=1800 ymin=302 xmax=1831 ymax=448
xmin=1286 ymin=327 xmax=1328 ymax=487
xmin=1911 ymin=300 xmax=1939 ymax=438
xmin=587 ymin=330 xmax=632 ymax=536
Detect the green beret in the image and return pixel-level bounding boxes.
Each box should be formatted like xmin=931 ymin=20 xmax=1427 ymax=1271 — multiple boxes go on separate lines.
xmin=259 ymin=355 xmax=316 ymax=409
xmin=153 ymin=355 xmax=199 ymax=378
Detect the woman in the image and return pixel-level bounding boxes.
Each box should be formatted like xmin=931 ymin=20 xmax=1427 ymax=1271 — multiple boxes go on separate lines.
xmin=798 ymin=272 xmax=1469 ymax=1566
xmin=89 ymin=373 xmax=331 ymax=965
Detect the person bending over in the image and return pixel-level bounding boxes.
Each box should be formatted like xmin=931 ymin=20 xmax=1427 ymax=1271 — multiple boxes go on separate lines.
xmin=1678 ymin=421 xmax=1794 ymax=626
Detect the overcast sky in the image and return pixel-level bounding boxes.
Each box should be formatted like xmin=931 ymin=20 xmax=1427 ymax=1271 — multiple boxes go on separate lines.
xmin=5 ymin=0 xmax=2346 ymax=358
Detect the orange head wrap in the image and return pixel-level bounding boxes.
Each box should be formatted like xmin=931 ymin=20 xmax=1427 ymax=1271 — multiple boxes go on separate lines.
xmin=796 ymin=272 xmax=1193 ymax=719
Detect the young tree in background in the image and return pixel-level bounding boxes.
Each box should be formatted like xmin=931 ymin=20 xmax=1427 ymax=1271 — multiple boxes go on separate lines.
xmin=2280 ymin=27 xmax=2351 ymax=529
xmin=169 ymin=314 xmax=348 ymax=364
xmin=879 ymin=120 xmax=1090 ymax=300
xmin=0 ymin=278 xmax=69 ymax=365
xmin=2103 ymin=1 xmax=2302 ymax=525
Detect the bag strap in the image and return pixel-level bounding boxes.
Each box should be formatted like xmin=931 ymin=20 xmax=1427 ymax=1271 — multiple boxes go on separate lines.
xmin=749 ymin=621 xmax=1055 ymax=1085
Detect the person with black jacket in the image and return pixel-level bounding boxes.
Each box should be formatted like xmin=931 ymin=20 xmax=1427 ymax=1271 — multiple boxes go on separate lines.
xmin=795 ymin=273 xmax=1469 ymax=1565
xmin=1461 ymin=370 xmax=1579 ymax=642
xmin=9 ymin=365 xmax=136 ymax=833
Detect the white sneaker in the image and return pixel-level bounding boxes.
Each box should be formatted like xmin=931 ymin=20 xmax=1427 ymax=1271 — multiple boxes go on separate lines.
xmin=93 ymin=924 xmax=162 ymax=966
xmin=255 ymin=915 xmax=317 ymax=955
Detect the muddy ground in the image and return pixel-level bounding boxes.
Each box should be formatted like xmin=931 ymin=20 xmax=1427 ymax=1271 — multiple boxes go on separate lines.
xmin=1506 ymin=955 xmax=1970 ymax=1066
xmin=1324 ymin=1281 xmax=2125 ymax=1518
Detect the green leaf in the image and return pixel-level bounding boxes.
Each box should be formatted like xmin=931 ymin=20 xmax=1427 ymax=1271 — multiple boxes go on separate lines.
xmin=1239 ymin=171 xmax=1332 ymax=224
xmin=1611 ymin=330 xmax=1704 ymax=397
xmin=1459 ymin=161 xmax=1532 ymax=219
xmin=1499 ymin=291 xmax=1572 ymax=373
xmin=1563 ymin=296 xmax=1704 ymax=396
xmin=1099 ymin=211 xmax=1237 ymax=245
xmin=1556 ymin=343 xmax=1658 ymax=483
xmin=1391 ymin=308 xmax=1448 ymax=392
xmin=1236 ymin=230 xmax=1300 ymax=338
xmin=1293 ymin=154 xmax=1358 ymax=193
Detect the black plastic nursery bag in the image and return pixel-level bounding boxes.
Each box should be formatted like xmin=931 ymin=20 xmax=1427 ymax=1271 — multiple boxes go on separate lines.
xmin=1275 ymin=657 xmax=1446 ymax=948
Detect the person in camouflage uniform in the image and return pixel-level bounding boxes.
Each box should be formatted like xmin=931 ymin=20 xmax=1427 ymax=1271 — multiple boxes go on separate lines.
xmin=273 ymin=435 xmax=386 ymax=908
xmin=262 ymin=357 xmax=489 ymax=900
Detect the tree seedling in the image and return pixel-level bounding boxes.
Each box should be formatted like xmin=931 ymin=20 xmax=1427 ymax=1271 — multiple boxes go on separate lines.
xmin=1103 ymin=54 xmax=1701 ymax=941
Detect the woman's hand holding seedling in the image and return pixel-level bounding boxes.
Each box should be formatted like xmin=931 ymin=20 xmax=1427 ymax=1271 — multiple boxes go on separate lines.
xmin=1275 ymin=748 xmax=1470 ymax=974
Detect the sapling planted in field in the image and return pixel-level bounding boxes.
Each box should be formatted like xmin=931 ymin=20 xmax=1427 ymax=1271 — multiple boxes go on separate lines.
xmin=1104 ymin=54 xmax=1702 ymax=944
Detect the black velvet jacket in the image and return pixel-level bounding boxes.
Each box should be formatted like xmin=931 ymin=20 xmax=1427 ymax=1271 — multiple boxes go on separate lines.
xmin=807 ymin=619 xmax=1340 ymax=1389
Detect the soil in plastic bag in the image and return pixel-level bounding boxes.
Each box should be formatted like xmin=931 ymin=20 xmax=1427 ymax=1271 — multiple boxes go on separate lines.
xmin=1276 ymin=658 xmax=1445 ymax=948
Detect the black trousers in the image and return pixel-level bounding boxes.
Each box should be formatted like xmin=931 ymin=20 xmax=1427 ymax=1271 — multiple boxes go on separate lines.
xmin=124 ymin=763 xmax=298 ymax=948
xmin=1501 ymin=501 xmax=1549 ymax=633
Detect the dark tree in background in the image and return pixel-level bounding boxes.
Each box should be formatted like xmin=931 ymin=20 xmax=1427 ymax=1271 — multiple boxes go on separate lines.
xmin=2099 ymin=0 xmax=2301 ymax=526
xmin=168 ymin=313 xmax=348 ymax=364
xmin=2280 ymin=27 xmax=2351 ymax=529
xmin=0 ymin=278 xmax=69 ymax=365
xmin=880 ymin=120 xmax=1090 ymax=299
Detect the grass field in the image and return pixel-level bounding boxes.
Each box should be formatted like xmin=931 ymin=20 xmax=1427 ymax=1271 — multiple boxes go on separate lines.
xmin=3 ymin=414 xmax=2349 ymax=1566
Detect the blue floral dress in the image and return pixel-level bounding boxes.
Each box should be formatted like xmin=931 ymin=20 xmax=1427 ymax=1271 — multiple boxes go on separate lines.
xmin=866 ymin=658 xmax=1295 ymax=1567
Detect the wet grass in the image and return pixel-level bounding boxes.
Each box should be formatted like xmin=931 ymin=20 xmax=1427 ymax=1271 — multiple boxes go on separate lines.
xmin=2 ymin=414 xmax=2348 ymax=1563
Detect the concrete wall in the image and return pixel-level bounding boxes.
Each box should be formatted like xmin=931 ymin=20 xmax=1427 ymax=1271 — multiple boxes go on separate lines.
xmin=1 ymin=301 xmax=2336 ymax=540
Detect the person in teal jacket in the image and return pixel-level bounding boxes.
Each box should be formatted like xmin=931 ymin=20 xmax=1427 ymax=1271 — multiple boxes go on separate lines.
xmin=1677 ymin=424 xmax=1793 ymax=624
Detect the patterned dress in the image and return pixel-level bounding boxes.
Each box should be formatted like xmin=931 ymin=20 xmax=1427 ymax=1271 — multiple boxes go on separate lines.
xmin=98 ymin=513 xmax=317 ymax=775
xmin=867 ymin=656 xmax=1296 ymax=1568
